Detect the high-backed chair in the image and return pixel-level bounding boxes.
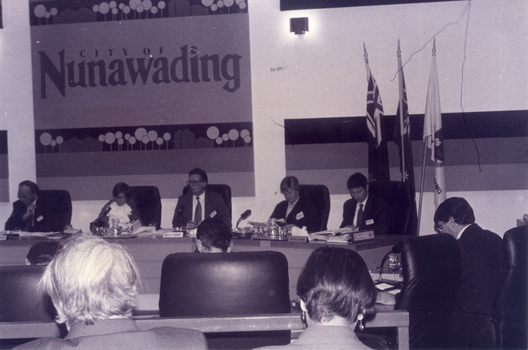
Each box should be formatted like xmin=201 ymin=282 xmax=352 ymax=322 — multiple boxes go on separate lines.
xmin=39 ymin=190 xmax=72 ymax=232
xmin=368 ymin=181 xmax=417 ymax=236
xmin=159 ymin=251 xmax=291 ymax=349
xmin=183 ymin=184 xmax=232 ymax=219
xmin=130 ymin=186 xmax=162 ymax=229
xmin=298 ymin=184 xmax=330 ymax=231
xmin=358 ymin=233 xmax=461 ymax=349
xmin=0 ymin=265 xmax=55 ymax=322
xmin=497 ymin=225 xmax=527 ymax=350
xmin=395 ymin=233 xmax=461 ymax=349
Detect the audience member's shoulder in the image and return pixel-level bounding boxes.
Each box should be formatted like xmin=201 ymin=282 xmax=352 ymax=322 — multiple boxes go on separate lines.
xmin=150 ymin=326 xmax=208 ymax=350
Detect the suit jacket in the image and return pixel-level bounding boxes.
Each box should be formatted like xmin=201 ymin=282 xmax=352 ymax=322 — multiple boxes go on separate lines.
xmin=455 ymin=223 xmax=505 ymax=316
xmin=5 ymin=196 xmax=56 ymax=232
xmin=340 ymin=194 xmax=390 ymax=235
xmin=255 ymin=324 xmax=372 ymax=350
xmin=270 ymin=196 xmax=321 ymax=233
xmin=172 ymin=189 xmax=231 ymax=228
xmin=14 ymin=318 xmax=207 ymax=350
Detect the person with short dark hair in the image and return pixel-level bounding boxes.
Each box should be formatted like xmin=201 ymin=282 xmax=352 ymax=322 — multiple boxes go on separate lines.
xmin=5 ymin=180 xmax=56 ymax=232
xmin=434 ymin=197 xmax=504 ymax=349
xmin=257 ymin=246 xmax=376 ymax=349
xmin=15 ymin=235 xmax=207 ymax=350
xmin=196 ymin=218 xmax=232 ymax=253
xmin=269 ymin=176 xmax=321 ymax=233
xmin=172 ymin=168 xmax=231 ymax=230
xmin=26 ymin=241 xmax=61 ymax=265
xmin=92 ymin=182 xmax=141 ymax=230
xmin=340 ymin=172 xmax=390 ymax=235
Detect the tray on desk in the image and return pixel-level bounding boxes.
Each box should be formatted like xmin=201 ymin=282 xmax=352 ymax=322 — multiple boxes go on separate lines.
xmin=251 ymin=234 xmax=288 ymax=241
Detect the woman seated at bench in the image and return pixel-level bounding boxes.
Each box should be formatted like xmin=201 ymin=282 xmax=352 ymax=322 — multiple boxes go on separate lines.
xmin=257 ymin=246 xmax=376 ymax=349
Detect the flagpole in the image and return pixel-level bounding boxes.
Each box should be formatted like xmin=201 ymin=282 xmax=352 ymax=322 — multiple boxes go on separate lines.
xmin=397 ymin=40 xmax=405 ymax=181
xmin=417 ymin=135 xmax=428 ymax=236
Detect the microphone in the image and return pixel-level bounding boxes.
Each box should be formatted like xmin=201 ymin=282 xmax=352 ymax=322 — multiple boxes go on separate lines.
xmin=236 ymin=209 xmax=252 ymax=228
xmin=97 ymin=199 xmax=114 ymax=220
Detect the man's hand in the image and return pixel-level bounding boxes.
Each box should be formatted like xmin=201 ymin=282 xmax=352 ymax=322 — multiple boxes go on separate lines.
xmin=376 ymin=291 xmax=396 ymax=305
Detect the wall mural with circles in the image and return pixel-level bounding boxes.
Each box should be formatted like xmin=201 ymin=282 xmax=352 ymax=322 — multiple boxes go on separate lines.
xmin=30 ymin=0 xmax=254 ymax=200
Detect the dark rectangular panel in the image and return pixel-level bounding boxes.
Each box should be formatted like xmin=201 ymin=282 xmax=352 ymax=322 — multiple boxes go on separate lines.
xmin=281 ymin=0 xmax=460 ymax=11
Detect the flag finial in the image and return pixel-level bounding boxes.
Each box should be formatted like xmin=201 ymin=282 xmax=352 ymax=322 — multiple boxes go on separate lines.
xmin=397 ymin=39 xmax=401 ymax=57
xmin=432 ymin=38 xmax=436 ymax=57
xmin=363 ymin=42 xmax=369 ymax=64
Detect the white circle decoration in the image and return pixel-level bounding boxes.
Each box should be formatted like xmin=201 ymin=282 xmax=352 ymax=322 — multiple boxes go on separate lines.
xmin=112 ymin=8 xmax=118 ymax=14
xmin=129 ymin=0 xmax=141 ymax=9
xmin=136 ymin=4 xmax=144 ymax=13
xmin=224 ymin=0 xmax=234 ymax=6
xmin=240 ymin=129 xmax=250 ymax=138
xmin=218 ymin=1 xmax=224 ymax=8
xmin=135 ymin=127 xmax=147 ymax=140
xmin=222 ymin=133 xmax=229 ymax=141
xmin=228 ymin=129 xmax=239 ymax=141
xmin=115 ymin=131 xmax=123 ymax=139
xmin=56 ymin=136 xmax=64 ymax=144
xmin=45 ymin=12 xmax=51 ymax=19
xmin=211 ymin=4 xmax=217 ymax=11
xmin=156 ymin=137 xmax=163 ymax=146
xmin=158 ymin=1 xmax=166 ymax=9
xmin=92 ymin=4 xmax=99 ymax=12
xmin=141 ymin=135 xmax=150 ymax=144
xmin=35 ymin=4 xmax=47 ymax=18
xmin=206 ymin=126 xmax=220 ymax=140
xmin=123 ymin=6 xmax=131 ymax=14
xmin=215 ymin=137 xmax=223 ymax=145
xmin=50 ymin=8 xmax=58 ymax=16
xmin=50 ymin=140 xmax=57 ymax=147
xmin=239 ymin=1 xmax=246 ymax=9
xmin=105 ymin=132 xmax=116 ymax=144
xmin=110 ymin=1 xmax=117 ymax=8
xmin=124 ymin=133 xmax=130 ymax=140
xmin=244 ymin=135 xmax=251 ymax=143
xmin=129 ymin=136 xmax=137 ymax=144
xmin=148 ymin=130 xmax=158 ymax=141
xmin=163 ymin=132 xmax=171 ymax=141
xmin=99 ymin=2 xmax=110 ymax=14
xmin=98 ymin=134 xmax=105 ymax=142
xmin=202 ymin=0 xmax=214 ymax=6
xmin=142 ymin=0 xmax=152 ymax=10
xmin=118 ymin=138 xmax=124 ymax=145
xmin=40 ymin=133 xmax=52 ymax=146
xmin=151 ymin=6 xmax=158 ymax=14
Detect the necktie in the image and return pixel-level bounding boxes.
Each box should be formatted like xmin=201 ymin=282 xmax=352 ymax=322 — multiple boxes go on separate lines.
xmin=194 ymin=197 xmax=202 ymax=223
xmin=23 ymin=205 xmax=35 ymax=229
xmin=357 ymin=204 xmax=364 ymax=228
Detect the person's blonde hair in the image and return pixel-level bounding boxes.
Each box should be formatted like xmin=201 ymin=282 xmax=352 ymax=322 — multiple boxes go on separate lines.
xmin=40 ymin=235 xmax=140 ymax=326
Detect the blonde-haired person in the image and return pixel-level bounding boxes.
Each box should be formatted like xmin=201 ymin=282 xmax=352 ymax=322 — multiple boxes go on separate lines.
xmin=255 ymin=246 xmax=376 ymax=350
xmin=15 ymin=235 xmax=207 ymax=350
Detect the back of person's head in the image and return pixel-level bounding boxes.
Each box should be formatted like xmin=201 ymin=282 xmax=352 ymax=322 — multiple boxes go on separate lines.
xmin=189 ymin=168 xmax=208 ymax=183
xmin=196 ymin=218 xmax=232 ymax=253
xmin=434 ymin=197 xmax=475 ymax=226
xmin=112 ymin=182 xmax=133 ymax=199
xmin=40 ymin=235 xmax=140 ymax=327
xmin=19 ymin=180 xmax=39 ymax=194
xmin=346 ymin=172 xmax=368 ymax=190
xmin=280 ymin=176 xmax=299 ymax=193
xmin=297 ymin=246 xmax=375 ymax=324
xmin=26 ymin=241 xmax=61 ymax=265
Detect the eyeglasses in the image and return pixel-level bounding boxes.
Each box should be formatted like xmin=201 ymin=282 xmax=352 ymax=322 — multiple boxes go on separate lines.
xmin=187 ymin=180 xmax=205 ymax=186
xmin=435 ymin=221 xmax=446 ymax=233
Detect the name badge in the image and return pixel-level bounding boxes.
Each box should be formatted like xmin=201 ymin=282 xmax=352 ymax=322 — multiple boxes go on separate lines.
xmin=210 ymin=211 xmax=217 ymax=218
xmin=296 ymin=211 xmax=304 ymax=220
xmin=366 ymin=219 xmax=374 ymax=225
xmin=36 ymin=216 xmax=44 ymax=222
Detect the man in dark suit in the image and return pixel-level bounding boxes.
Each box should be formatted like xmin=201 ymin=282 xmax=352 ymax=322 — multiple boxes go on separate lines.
xmin=172 ymin=168 xmax=231 ymax=230
xmin=434 ymin=197 xmax=505 ymax=349
xmin=14 ymin=235 xmax=207 ymax=350
xmin=5 ymin=180 xmax=56 ymax=232
xmin=196 ymin=218 xmax=232 ymax=253
xmin=340 ymin=173 xmax=390 ymax=235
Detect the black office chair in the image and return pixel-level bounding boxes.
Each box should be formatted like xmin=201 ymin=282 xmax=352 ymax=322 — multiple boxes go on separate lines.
xmin=298 ymin=184 xmax=330 ymax=231
xmin=358 ymin=233 xmax=461 ymax=349
xmin=159 ymin=251 xmax=291 ymax=349
xmin=368 ymin=181 xmax=417 ymax=236
xmin=39 ymin=190 xmax=72 ymax=232
xmin=0 ymin=265 xmax=55 ymax=323
xmin=496 ymin=225 xmax=527 ymax=350
xmin=130 ymin=186 xmax=162 ymax=229
xmin=183 ymin=184 xmax=232 ymax=219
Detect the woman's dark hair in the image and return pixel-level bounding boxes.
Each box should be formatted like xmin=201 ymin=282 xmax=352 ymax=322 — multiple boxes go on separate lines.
xmin=112 ymin=182 xmax=133 ymax=199
xmin=297 ymin=246 xmax=376 ymax=323
xmin=280 ymin=176 xmax=299 ymax=193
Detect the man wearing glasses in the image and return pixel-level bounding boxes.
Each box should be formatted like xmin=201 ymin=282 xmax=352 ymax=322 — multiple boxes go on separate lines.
xmin=172 ymin=168 xmax=231 ymax=231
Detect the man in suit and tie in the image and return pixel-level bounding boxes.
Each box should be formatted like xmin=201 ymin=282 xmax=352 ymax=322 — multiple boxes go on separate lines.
xmin=340 ymin=172 xmax=390 ymax=235
xmin=5 ymin=180 xmax=55 ymax=232
xmin=196 ymin=218 xmax=233 ymax=253
xmin=172 ymin=168 xmax=231 ymax=230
